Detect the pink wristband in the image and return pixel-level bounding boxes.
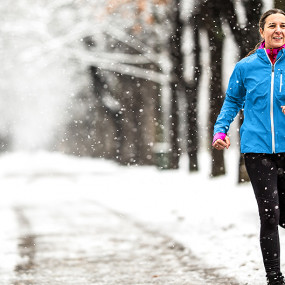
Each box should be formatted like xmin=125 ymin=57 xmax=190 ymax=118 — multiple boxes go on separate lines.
xmin=212 ymin=133 xmax=226 ymax=146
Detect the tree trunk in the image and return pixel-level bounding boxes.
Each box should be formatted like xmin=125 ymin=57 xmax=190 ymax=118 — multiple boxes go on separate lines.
xmin=186 ymin=14 xmax=202 ymax=172
xmin=186 ymin=83 xmax=199 ymax=171
xmin=89 ymin=66 xmax=121 ymax=160
xmin=204 ymin=3 xmax=226 ymax=177
xmin=113 ymin=74 xmax=139 ymax=165
xmin=168 ymin=0 xmax=183 ymax=169
xmin=237 ymin=113 xmax=249 ymax=182
xmin=169 ymin=83 xmax=180 ymax=169
xmin=133 ymin=75 xmax=158 ymax=165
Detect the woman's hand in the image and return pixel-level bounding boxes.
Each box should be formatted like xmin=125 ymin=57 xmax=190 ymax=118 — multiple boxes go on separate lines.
xmin=212 ymin=136 xmax=231 ymax=150
xmin=281 ymin=106 xmax=285 ymax=115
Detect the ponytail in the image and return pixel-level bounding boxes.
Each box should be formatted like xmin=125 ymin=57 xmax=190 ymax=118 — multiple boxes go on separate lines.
xmin=246 ymin=41 xmax=263 ymax=57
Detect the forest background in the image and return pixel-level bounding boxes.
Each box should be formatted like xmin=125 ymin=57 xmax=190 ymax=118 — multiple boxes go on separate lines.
xmin=0 ymin=0 xmax=284 ymax=181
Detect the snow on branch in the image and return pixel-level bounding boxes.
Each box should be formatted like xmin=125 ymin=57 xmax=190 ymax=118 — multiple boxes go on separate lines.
xmin=105 ymin=25 xmax=159 ymax=63
xmin=87 ymin=51 xmax=153 ymax=65
xmin=69 ymin=48 xmax=168 ymax=84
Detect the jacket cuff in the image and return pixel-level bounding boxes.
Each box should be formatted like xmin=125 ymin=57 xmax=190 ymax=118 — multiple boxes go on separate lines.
xmin=212 ymin=132 xmax=226 ymax=145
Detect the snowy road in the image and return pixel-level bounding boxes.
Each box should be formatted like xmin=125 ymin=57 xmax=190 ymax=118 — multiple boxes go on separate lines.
xmin=1 ymin=193 xmax=239 ymax=285
xmin=0 ymin=151 xmax=270 ymax=284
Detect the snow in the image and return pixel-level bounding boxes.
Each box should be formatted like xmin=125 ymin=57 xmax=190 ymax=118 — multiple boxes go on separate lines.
xmin=0 ymin=150 xmax=282 ymax=284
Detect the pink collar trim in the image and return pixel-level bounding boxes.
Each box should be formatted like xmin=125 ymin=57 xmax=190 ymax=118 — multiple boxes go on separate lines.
xmin=258 ymin=41 xmax=285 ymax=63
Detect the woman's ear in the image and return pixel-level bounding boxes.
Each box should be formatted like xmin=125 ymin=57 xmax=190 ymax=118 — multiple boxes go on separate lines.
xmin=259 ymin=28 xmax=264 ymax=39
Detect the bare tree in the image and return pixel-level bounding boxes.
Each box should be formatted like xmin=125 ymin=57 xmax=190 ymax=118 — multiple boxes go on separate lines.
xmin=185 ymin=13 xmax=202 ymax=172
xmin=221 ymin=0 xmax=263 ymax=182
xmin=167 ymin=0 xmax=183 ymax=169
xmin=167 ymin=0 xmax=202 ymax=171
xmin=195 ymin=0 xmax=226 ymax=177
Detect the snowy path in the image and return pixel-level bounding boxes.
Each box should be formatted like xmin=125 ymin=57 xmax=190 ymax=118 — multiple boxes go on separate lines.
xmin=0 ymin=151 xmax=278 ymax=284
xmin=2 ymin=199 xmax=239 ymax=285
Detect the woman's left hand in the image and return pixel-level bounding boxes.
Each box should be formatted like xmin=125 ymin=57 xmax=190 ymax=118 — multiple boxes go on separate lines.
xmin=281 ymin=106 xmax=285 ymax=115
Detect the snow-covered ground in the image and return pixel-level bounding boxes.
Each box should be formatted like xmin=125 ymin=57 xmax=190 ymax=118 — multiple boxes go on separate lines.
xmin=0 ymin=150 xmax=282 ymax=284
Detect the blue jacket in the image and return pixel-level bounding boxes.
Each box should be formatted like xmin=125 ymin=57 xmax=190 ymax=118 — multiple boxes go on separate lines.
xmin=214 ymin=48 xmax=285 ymax=154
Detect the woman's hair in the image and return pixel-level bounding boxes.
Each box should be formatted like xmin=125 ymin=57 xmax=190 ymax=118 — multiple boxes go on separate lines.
xmin=246 ymin=8 xmax=285 ymax=57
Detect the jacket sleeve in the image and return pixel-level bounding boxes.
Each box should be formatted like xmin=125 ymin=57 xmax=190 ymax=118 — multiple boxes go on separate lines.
xmin=213 ymin=62 xmax=246 ymax=135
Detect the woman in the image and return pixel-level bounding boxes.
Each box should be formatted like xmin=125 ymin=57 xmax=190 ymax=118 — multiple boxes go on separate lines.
xmin=213 ymin=9 xmax=285 ymax=285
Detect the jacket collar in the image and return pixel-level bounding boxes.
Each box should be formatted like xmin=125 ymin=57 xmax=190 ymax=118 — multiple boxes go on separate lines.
xmin=257 ymin=41 xmax=285 ymax=64
xmin=256 ymin=47 xmax=284 ymax=64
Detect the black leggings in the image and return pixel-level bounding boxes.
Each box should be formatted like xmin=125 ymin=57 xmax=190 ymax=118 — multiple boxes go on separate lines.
xmin=244 ymin=153 xmax=285 ymax=274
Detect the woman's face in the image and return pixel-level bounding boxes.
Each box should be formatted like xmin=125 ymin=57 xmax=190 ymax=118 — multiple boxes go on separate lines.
xmin=260 ymin=13 xmax=285 ymax=49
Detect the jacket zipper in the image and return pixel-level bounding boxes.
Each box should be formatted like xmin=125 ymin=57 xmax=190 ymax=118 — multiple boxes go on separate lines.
xmin=264 ymin=49 xmax=283 ymax=153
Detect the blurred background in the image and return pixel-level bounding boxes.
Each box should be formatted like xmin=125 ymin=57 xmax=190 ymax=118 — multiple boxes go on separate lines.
xmin=0 ymin=0 xmax=282 ymax=181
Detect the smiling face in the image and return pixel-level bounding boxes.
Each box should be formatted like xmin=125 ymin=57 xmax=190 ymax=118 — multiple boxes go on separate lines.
xmin=260 ymin=13 xmax=285 ymax=49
